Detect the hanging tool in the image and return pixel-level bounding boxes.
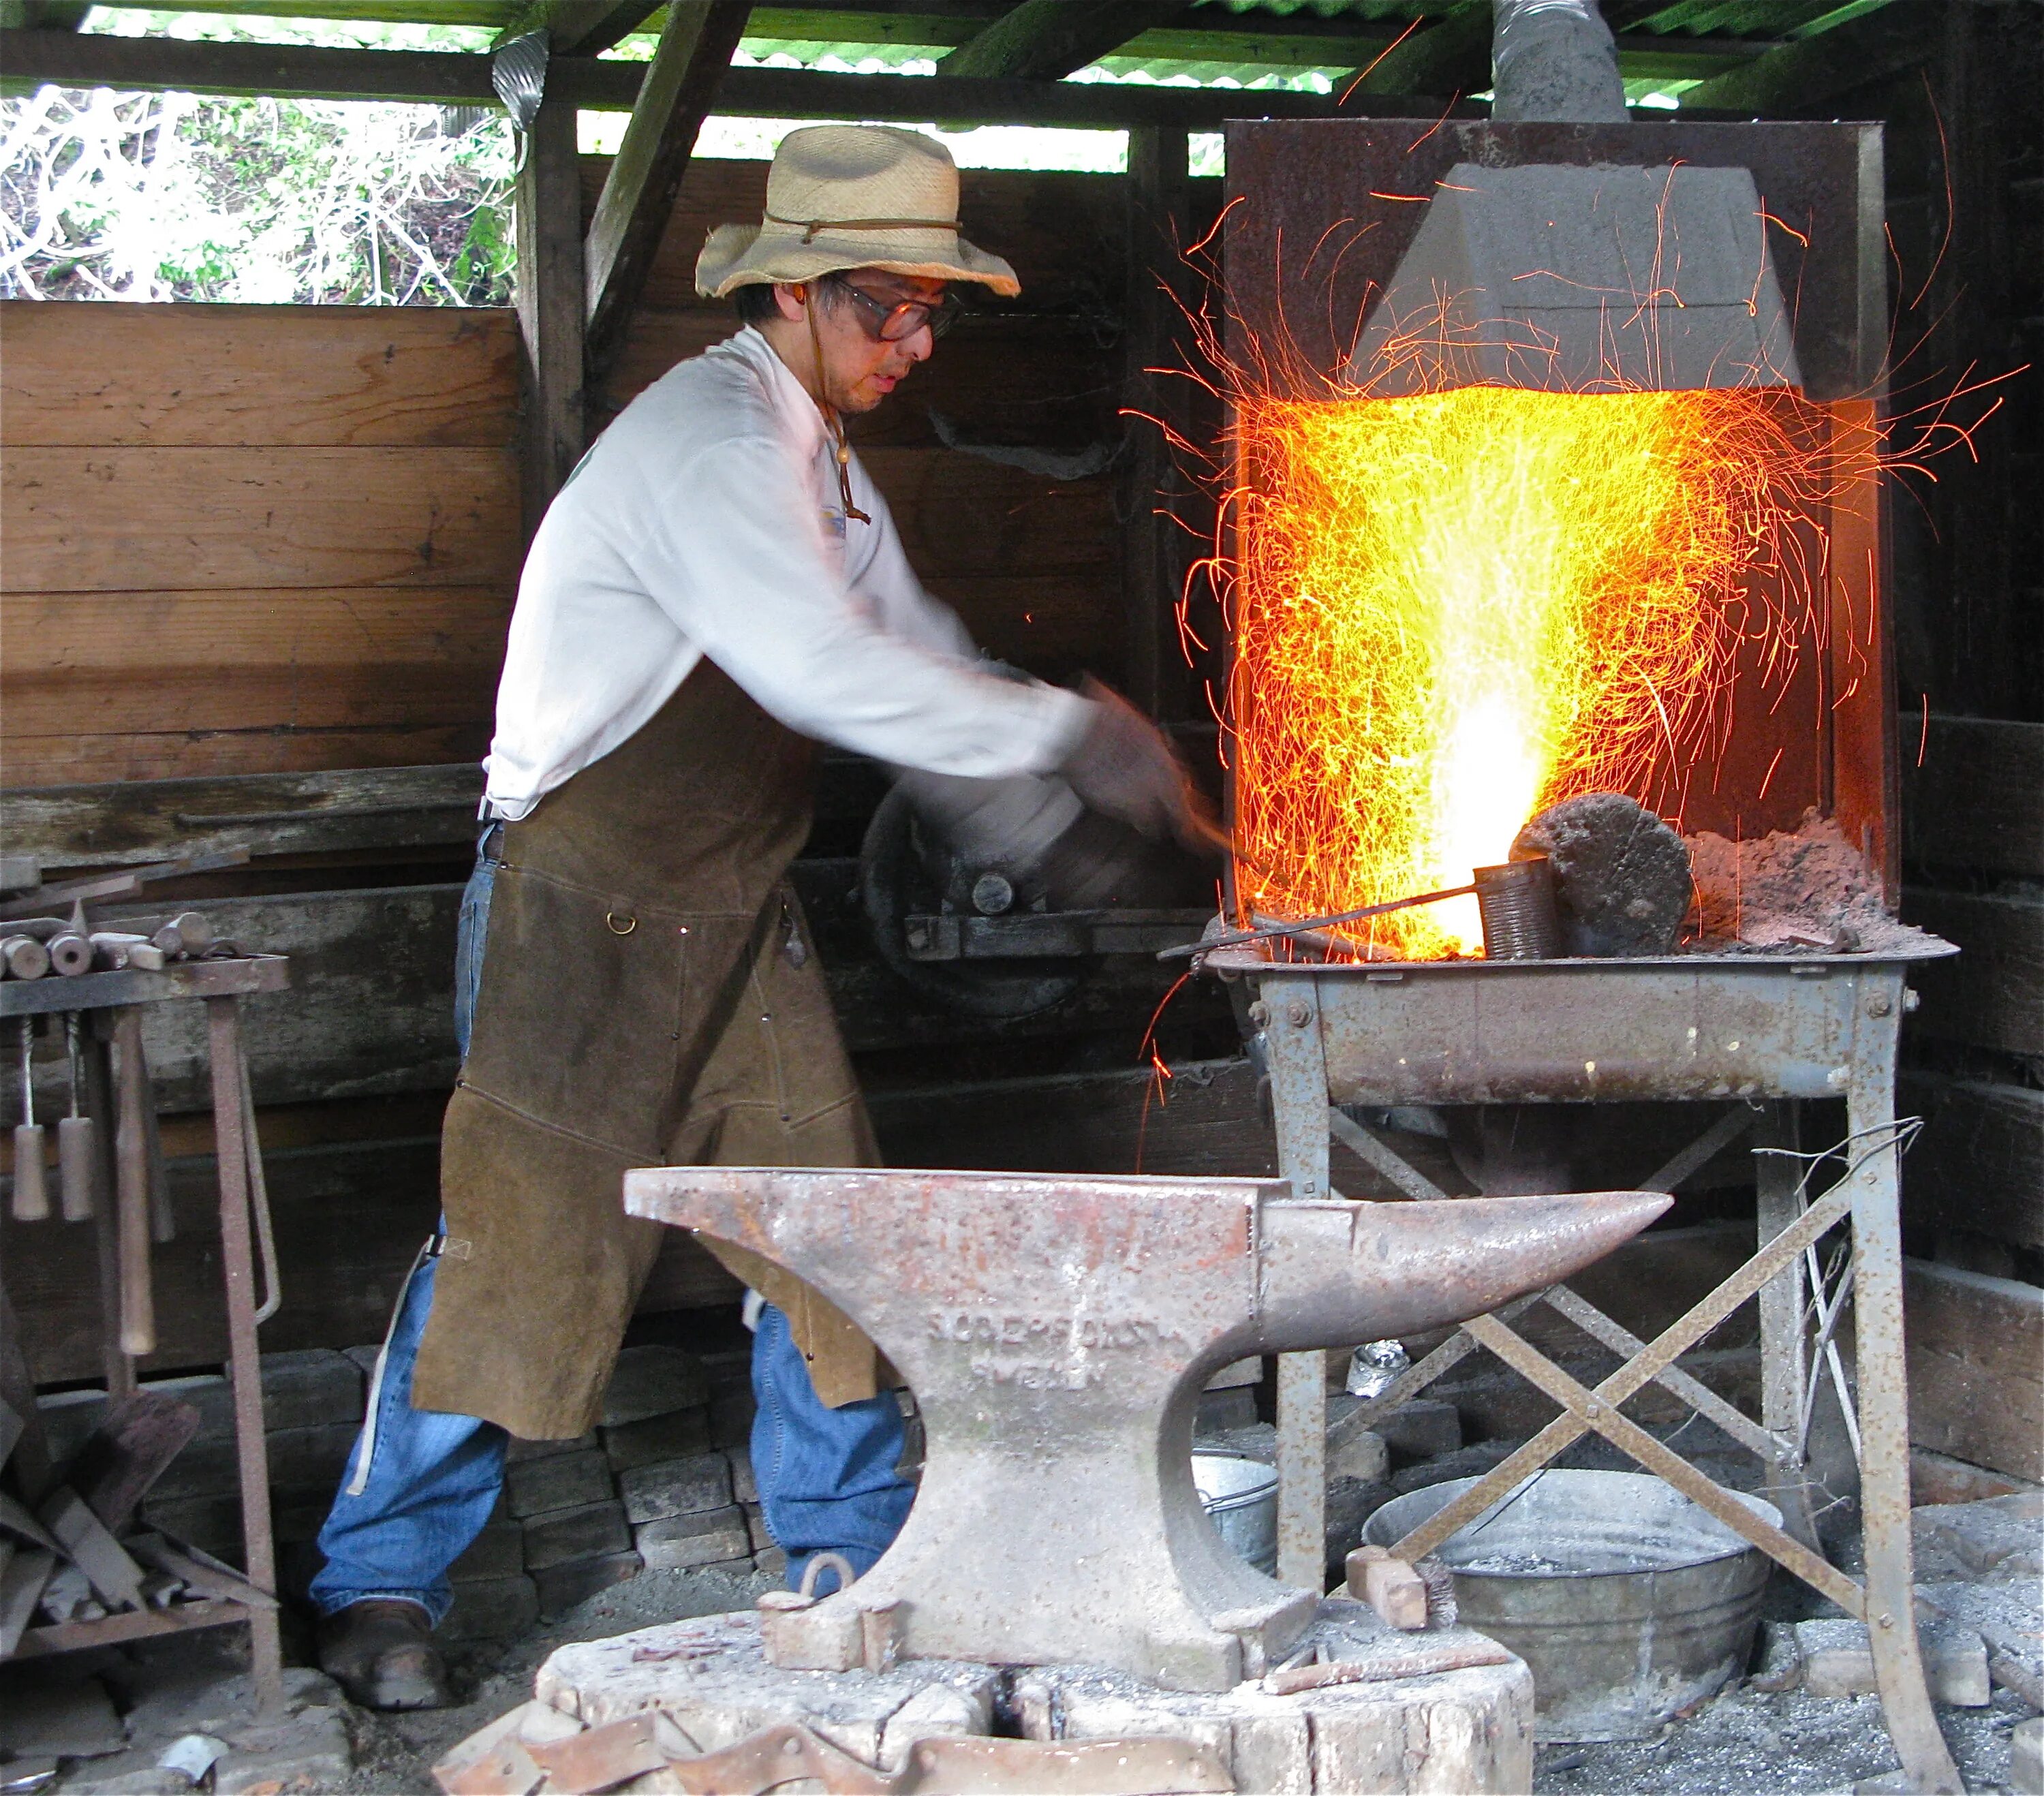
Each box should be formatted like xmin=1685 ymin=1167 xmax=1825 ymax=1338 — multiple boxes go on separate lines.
xmin=12 ymin=1015 xmax=49 ymax=1222
xmin=112 ymin=1008 xmax=156 ymax=1357
xmin=58 ymin=1012 xmax=97 ymax=1227
xmin=1 ymin=934 xmax=50 ymax=980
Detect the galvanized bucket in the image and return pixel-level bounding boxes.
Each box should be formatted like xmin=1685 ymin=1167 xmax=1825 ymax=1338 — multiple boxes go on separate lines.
xmin=1365 ymin=1469 xmax=1780 ymax=1740
xmin=1194 ymin=1451 xmax=1279 ymax=1575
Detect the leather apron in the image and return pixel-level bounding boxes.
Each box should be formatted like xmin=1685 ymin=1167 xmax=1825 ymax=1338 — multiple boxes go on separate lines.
xmin=412 ymin=662 xmax=880 ymax=1440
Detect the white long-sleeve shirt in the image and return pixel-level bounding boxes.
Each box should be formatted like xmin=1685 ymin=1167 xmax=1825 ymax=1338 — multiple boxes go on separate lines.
xmin=484 ymin=326 xmax=1090 ymax=820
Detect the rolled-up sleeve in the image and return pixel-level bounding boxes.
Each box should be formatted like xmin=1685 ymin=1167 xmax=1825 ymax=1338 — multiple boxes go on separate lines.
xmin=623 ymin=439 xmax=1085 ymax=779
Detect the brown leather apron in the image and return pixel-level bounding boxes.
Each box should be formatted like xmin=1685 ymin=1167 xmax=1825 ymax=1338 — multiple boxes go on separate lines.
xmin=411 ymin=662 xmax=880 ymax=1440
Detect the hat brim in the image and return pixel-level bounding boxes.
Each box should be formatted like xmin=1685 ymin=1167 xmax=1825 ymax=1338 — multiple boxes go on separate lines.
xmin=695 ymin=221 xmax=1020 ymax=299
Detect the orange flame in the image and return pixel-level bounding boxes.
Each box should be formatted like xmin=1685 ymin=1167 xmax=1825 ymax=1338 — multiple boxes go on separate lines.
xmin=1230 ymin=386 xmax=1826 ymax=957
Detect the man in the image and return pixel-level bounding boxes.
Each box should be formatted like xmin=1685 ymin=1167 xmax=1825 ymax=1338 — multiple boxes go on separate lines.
xmin=309 ymin=124 xmax=1208 ymax=1710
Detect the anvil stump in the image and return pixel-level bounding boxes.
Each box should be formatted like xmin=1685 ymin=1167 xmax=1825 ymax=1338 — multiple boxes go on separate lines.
xmin=624 ymin=1168 xmax=1665 ymax=1692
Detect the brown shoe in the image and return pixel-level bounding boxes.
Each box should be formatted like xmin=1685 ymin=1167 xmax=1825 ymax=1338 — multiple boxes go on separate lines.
xmin=317 ymin=1598 xmax=453 ymax=1711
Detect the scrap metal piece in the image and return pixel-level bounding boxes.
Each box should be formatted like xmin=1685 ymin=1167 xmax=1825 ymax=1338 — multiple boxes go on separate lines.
xmin=626 ymin=1166 xmax=1666 ymax=1691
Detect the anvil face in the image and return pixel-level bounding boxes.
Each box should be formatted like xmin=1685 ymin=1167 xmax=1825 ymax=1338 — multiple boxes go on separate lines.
xmin=624 ymin=1168 xmax=1666 ymax=1691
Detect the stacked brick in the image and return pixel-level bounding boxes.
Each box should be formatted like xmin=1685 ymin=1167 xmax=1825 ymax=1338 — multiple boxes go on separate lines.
xmin=34 ymin=1340 xmax=782 ymax=1645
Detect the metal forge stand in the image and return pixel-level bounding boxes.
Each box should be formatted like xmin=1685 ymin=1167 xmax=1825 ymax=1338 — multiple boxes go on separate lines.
xmin=1213 ymin=942 xmax=1963 ymax=1793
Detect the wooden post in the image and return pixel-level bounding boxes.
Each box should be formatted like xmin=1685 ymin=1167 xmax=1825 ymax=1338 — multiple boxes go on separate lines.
xmin=1121 ymin=125 xmax=1194 ymax=722
xmin=516 ymin=97 xmax=587 ymax=538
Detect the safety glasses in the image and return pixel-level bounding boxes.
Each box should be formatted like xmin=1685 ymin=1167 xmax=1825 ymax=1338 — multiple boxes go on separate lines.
xmin=824 ymin=274 xmax=961 ymax=343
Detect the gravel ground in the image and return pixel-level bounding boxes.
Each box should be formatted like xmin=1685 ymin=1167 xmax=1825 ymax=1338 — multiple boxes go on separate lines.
xmin=1533 ymin=1683 xmax=2031 ymax=1793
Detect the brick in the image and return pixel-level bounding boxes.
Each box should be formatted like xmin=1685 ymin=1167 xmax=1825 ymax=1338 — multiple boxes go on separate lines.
xmin=142 ymin=1487 xmax=338 ymax=1560
xmin=699 ymin=1348 xmax=752 ymax=1395
xmin=341 ymin=1344 xmax=382 ymax=1380
xmin=601 ymin=1408 xmax=711 ymax=1472
xmin=214 ymin=1706 xmax=352 ymax=1794
xmin=451 ymin=1517 xmax=525 ymax=1581
xmin=148 ymin=1423 xmax=359 ymax=1503
xmin=1371 ymin=1399 xmax=1462 ymax=1465
xmin=1196 ymin=1386 xmax=1259 ymax=1433
xmin=523 ymin=1501 xmax=631 ymax=1571
xmin=709 ymin=1389 xmax=756 ymax=1449
xmin=442 ymin=1573 xmax=540 ymax=1641
xmin=600 ymin=1346 xmax=710 ymax=1428
xmin=506 ymin=1429 xmax=599 ymax=1466
xmin=2013 ymin=1716 xmax=2043 ymax=1796
xmin=634 ymin=1514 xmax=751 ymax=1572
xmin=726 ymin=1444 xmax=757 ymax=1504
xmin=506 ymin=1449 xmax=614 ymax=1519
xmin=745 ymin=1506 xmax=773 ymax=1551
xmin=258 ymin=1348 xmax=365 ymax=1431
xmin=756 ymin=1545 xmax=788 ymax=1578
xmin=618 ymin=1454 xmax=730 ymax=1525
xmin=1796 ymin=1618 xmax=1991 ymax=1705
xmin=533 ymin=1550 xmax=641 ymax=1620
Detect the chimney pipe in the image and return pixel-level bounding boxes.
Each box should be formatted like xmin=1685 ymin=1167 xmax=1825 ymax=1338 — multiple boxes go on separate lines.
xmin=1491 ymin=0 xmax=1629 ymax=123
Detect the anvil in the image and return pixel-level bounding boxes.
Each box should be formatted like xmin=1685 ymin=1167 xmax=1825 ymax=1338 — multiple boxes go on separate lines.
xmin=624 ymin=1168 xmax=1666 ymax=1692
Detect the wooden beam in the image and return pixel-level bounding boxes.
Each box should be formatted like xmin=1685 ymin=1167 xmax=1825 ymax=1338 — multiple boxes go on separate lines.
xmin=584 ymin=0 xmax=751 ymax=377
xmin=936 ymin=0 xmax=1189 ymax=81
xmin=1338 ymin=0 xmax=1491 ymax=104
xmin=0 ymin=28 xmax=1422 ymax=122
xmin=1902 ymin=716 xmax=2044 ymax=880
xmin=1678 ymin=0 xmax=1932 ymax=114
xmin=1120 ymin=125 xmax=1195 ymax=722
xmin=516 ymin=98 xmax=587 ymax=530
xmin=498 ymin=0 xmax=664 ymax=56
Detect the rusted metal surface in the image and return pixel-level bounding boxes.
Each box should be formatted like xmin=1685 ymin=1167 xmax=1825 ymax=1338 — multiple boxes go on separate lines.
xmin=625 ymin=1165 xmax=1665 ymax=1692
xmin=1213 ymin=948 xmax=1954 ymax=1107
xmin=0 ymin=953 xmax=287 ymax=1019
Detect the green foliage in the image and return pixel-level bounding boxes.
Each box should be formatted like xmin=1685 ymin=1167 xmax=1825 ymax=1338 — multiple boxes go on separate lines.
xmin=2 ymin=76 xmax=516 ymax=305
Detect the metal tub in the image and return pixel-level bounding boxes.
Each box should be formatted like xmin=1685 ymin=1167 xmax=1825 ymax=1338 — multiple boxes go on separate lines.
xmin=1366 ymin=1470 xmax=1780 ymax=1741
xmin=1194 ymin=1450 xmax=1279 ymax=1575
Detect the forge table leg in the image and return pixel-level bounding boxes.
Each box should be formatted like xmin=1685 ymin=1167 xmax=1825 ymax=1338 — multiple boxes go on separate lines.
xmin=1848 ymin=974 xmax=1960 ymax=1795
xmin=1259 ymin=974 xmax=1334 ymax=1590
xmin=1755 ymin=1101 xmax=1821 ymax=1551
xmin=206 ymin=997 xmax=283 ymax=1714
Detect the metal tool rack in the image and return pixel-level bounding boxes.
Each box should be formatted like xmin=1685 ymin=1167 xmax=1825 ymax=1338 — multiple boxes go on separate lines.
xmin=1209 ymin=940 xmax=1964 ymax=1794
xmin=3 ymin=955 xmax=288 ymax=1707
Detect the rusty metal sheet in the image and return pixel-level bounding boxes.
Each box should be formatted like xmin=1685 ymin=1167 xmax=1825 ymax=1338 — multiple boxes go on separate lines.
xmin=1214 ymin=950 xmax=1953 ymax=1106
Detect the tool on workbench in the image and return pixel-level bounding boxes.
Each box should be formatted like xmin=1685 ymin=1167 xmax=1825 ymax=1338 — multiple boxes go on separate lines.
xmin=90 ymin=933 xmax=167 ymax=972
xmin=10 ymin=917 xmax=97 ymax=977
xmin=13 ymin=1015 xmax=49 ymax=1221
xmin=150 ymin=912 xmax=215 ymax=960
xmin=112 ymin=1008 xmax=157 ymax=1356
xmin=1 ymin=933 xmax=50 ymax=980
xmin=58 ymin=1011 xmax=97 ymax=1226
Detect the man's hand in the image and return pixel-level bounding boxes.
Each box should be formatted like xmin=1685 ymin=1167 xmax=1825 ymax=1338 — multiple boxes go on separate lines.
xmin=1059 ymin=680 xmax=1225 ymax=855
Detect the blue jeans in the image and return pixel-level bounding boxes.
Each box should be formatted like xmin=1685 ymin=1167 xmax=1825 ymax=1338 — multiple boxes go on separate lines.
xmin=311 ymin=839 xmax=912 ymax=1620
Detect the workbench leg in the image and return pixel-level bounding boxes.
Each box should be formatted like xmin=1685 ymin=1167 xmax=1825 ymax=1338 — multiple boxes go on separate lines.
xmin=1848 ymin=972 xmax=1960 ymax=1795
xmin=79 ymin=1021 xmax=135 ymax=1401
xmin=206 ymin=997 xmax=283 ymax=1714
xmin=1260 ymin=974 xmax=1333 ymax=1591
xmin=1754 ymin=1101 xmax=1821 ymax=1551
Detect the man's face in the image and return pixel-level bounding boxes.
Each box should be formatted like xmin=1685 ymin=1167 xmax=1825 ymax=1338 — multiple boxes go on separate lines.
xmin=776 ymin=271 xmax=946 ymax=414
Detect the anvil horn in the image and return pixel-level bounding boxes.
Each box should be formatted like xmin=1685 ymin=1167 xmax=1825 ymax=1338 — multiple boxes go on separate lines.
xmin=1252 ymin=1190 xmax=1671 ymax=1354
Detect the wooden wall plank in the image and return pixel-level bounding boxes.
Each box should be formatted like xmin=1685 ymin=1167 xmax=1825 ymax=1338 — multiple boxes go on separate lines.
xmin=0 ymin=726 xmax=491 ymax=792
xmin=1904 ymin=888 xmax=2044 ymax=1059
xmin=0 ymin=303 xmax=519 ymax=449
xmin=1905 ymin=1257 xmax=2044 ymax=1483
xmin=1 ymin=447 xmax=519 ymax=593
xmin=1 ymin=763 xmax=485 ymax=869
xmin=1900 ymin=1074 xmax=2044 ymax=1251
xmin=1 ymin=589 xmax=509 ymax=737
xmin=1901 ymin=715 xmax=2044 ymax=878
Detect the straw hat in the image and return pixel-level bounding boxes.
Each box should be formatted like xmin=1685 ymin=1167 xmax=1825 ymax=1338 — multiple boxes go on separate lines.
xmin=695 ymin=125 xmax=1020 ymax=299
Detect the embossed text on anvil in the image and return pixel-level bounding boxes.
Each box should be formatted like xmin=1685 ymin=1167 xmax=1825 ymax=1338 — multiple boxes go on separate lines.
xmin=928 ymin=1310 xmax=1190 ymax=1349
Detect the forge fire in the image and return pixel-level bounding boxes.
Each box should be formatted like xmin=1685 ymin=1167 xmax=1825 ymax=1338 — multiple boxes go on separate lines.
xmin=1228 ymin=384 xmax=1838 ymax=959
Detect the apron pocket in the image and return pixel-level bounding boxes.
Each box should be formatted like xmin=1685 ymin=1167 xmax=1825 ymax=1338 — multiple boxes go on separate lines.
xmin=459 ymin=862 xmax=691 ymax=1160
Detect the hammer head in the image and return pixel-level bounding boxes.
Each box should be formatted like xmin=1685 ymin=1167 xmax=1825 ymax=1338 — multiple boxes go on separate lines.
xmin=625 ymin=1168 xmax=1666 ymax=1690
